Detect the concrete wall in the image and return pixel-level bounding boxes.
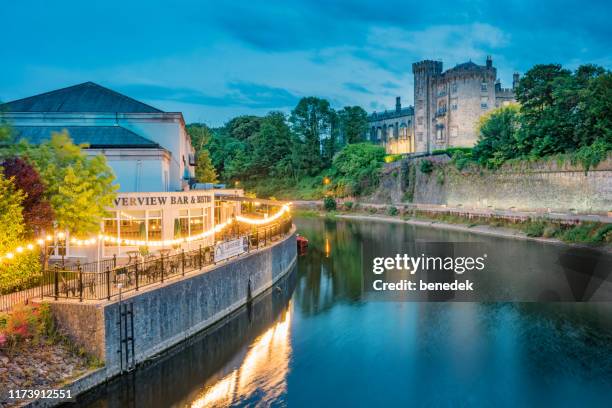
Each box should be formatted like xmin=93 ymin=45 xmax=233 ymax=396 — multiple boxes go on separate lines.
xmin=48 ymin=231 xmax=296 ymax=378
xmin=369 ymin=156 xmax=612 ymax=213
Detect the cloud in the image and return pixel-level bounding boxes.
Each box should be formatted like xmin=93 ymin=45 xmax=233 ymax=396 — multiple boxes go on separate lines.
xmin=343 ymin=82 xmax=373 ymax=94
xmin=118 ymin=81 xmax=300 ymax=110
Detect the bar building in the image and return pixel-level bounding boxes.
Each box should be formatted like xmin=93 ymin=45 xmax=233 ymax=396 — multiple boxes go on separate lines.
xmin=1 ymin=82 xmax=242 ymax=261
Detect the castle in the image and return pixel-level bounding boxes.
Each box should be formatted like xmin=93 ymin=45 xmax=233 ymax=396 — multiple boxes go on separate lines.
xmin=368 ymin=57 xmax=518 ymax=154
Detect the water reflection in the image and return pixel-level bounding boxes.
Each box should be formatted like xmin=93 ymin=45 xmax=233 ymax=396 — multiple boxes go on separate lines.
xmin=191 ymin=307 xmax=291 ymax=407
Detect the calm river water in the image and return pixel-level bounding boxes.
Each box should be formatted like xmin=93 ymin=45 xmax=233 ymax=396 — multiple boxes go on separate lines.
xmin=74 ymin=217 xmax=612 ymax=407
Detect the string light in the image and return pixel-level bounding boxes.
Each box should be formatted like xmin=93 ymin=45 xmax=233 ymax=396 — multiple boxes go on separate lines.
xmin=0 ymin=204 xmax=291 ymax=261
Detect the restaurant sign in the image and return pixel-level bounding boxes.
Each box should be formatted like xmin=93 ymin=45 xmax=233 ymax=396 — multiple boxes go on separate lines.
xmin=113 ymin=194 xmax=212 ymax=208
xmin=214 ymin=237 xmax=248 ymax=262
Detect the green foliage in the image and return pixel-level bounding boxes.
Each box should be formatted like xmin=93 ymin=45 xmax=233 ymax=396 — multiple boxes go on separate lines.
xmin=12 ymin=131 xmax=117 ymax=235
xmin=419 ymin=159 xmax=433 ymax=174
xmin=323 ymin=197 xmax=337 ymax=211
xmin=343 ymin=201 xmax=353 ymax=210
xmin=523 ymin=221 xmax=546 ymax=237
xmin=187 ymin=124 xmax=219 ymax=183
xmin=387 ymin=206 xmax=398 ymax=216
xmin=330 ymin=143 xmax=386 ymax=196
xmin=0 ymin=173 xmax=25 ymax=253
xmin=290 ymin=97 xmax=334 ymax=174
xmin=337 ymin=106 xmax=368 ymax=144
xmin=473 ymin=104 xmax=521 ymax=168
xmin=472 ymin=64 xmax=611 ymax=169
xmin=384 ymin=154 xmax=402 ymax=163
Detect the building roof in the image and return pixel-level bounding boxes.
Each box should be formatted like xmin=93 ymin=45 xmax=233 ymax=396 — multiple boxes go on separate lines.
xmin=446 ymin=61 xmax=485 ymax=73
xmin=9 ymin=126 xmax=161 ymax=149
xmin=368 ymin=106 xmax=414 ymax=122
xmin=0 ymin=82 xmax=162 ymax=113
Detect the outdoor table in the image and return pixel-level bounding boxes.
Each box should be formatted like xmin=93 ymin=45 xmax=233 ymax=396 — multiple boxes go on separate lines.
xmin=126 ymin=250 xmax=140 ymax=265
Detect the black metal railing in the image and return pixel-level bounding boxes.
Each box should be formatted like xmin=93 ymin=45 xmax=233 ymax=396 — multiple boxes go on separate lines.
xmin=38 ymin=217 xmax=293 ymax=302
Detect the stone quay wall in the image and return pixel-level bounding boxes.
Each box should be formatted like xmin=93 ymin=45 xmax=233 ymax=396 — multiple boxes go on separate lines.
xmin=48 ymin=230 xmax=297 ymax=379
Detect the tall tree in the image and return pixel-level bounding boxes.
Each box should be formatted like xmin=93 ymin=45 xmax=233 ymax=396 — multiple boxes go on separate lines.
xmin=13 ymin=131 xmax=117 ymax=235
xmin=1 ymin=157 xmax=54 ymax=236
xmin=195 ymin=149 xmax=219 ymax=183
xmin=289 ymin=97 xmax=333 ymax=175
xmin=337 ymin=106 xmax=368 ymax=144
xmin=250 ymin=112 xmax=293 ymax=178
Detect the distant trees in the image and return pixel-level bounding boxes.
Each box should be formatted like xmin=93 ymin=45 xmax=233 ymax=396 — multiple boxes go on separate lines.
xmin=337 ymin=106 xmax=368 ymax=144
xmin=473 ymin=64 xmax=611 ymax=168
xmin=186 ymin=124 xmax=218 ymax=183
xmin=289 ymin=97 xmax=333 ymax=175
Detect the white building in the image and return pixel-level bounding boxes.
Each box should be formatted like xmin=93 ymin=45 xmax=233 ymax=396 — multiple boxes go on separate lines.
xmin=1 ymin=82 xmax=243 ymax=262
xmin=1 ymin=81 xmax=196 ymax=192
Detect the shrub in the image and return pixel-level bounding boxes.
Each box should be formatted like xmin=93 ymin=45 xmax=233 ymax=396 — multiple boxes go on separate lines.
xmin=420 ymin=160 xmax=434 ymax=174
xmin=0 ymin=303 xmax=54 ymax=349
xmin=524 ymin=221 xmax=546 ymax=237
xmin=343 ymin=201 xmax=353 ymax=210
xmin=542 ymin=225 xmax=561 ymax=238
xmin=387 ymin=206 xmax=399 ymax=216
xmin=323 ymin=197 xmax=337 ymax=211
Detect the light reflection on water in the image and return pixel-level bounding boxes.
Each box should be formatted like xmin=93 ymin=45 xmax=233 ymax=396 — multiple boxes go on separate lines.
xmin=191 ymin=307 xmax=291 ymax=408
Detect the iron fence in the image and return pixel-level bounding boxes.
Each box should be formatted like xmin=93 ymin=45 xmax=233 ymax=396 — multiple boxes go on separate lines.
xmin=10 ymin=217 xmax=293 ymax=304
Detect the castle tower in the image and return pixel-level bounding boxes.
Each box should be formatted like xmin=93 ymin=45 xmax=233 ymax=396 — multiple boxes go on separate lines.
xmin=513 ymin=72 xmax=520 ymax=90
xmin=412 ymin=60 xmax=442 ymax=153
xmin=395 ymin=96 xmax=401 ymax=113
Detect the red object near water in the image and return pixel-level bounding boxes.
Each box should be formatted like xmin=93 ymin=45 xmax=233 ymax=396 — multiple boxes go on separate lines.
xmin=297 ymin=235 xmax=308 ymax=254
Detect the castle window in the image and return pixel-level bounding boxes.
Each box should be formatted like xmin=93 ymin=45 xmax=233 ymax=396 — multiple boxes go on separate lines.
xmin=417 ymin=116 xmax=424 ymax=126
xmin=481 ymin=81 xmax=488 ymax=92
xmin=451 ymin=83 xmax=458 ymax=93
xmin=480 ymin=96 xmax=488 ymax=109
xmin=451 ymin=98 xmax=458 ymax=110
xmin=436 ymin=127 xmax=444 ymax=141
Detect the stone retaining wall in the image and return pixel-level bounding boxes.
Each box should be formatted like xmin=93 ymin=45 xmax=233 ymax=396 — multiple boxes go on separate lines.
xmin=47 ymin=231 xmax=297 ymax=378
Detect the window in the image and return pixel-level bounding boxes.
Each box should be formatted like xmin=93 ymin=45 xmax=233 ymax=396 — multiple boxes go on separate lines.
xmin=175 ymin=208 xmax=207 ymax=238
xmin=436 ymin=127 xmax=444 ymax=141
xmin=451 ymin=98 xmax=458 ymax=110
xmin=481 ymin=81 xmax=488 ymax=92
xmin=451 ymin=83 xmax=458 ymax=93
xmin=147 ymin=210 xmax=162 ymax=241
xmin=480 ymin=96 xmax=488 ymax=109
xmin=417 ymin=116 xmax=424 ymax=126
xmin=120 ymin=211 xmax=146 ymax=241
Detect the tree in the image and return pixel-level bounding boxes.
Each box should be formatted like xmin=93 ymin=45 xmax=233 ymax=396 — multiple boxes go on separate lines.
xmin=472 ymin=104 xmax=521 ymax=168
xmin=337 ymin=106 xmax=368 ymax=144
xmin=186 ymin=124 xmax=219 ymax=183
xmin=330 ymin=143 xmax=386 ymax=195
xmin=290 ymin=97 xmax=334 ymax=175
xmin=1 ymin=157 xmax=54 ymax=236
xmin=195 ymin=149 xmax=218 ymax=183
xmin=0 ymin=173 xmax=40 ymax=292
xmin=14 ymin=131 xmax=117 ymax=235
xmin=250 ymin=112 xmax=293 ymax=178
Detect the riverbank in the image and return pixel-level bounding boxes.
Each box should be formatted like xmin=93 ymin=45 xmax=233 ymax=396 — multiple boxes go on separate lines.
xmin=294 ymin=205 xmax=612 ymax=250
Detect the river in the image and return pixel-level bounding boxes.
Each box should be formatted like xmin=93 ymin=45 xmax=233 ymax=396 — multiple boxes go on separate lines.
xmin=72 ymin=216 xmax=612 ymax=407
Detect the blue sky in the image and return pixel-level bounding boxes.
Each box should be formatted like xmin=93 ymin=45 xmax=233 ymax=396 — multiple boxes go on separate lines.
xmin=2 ymin=0 xmax=610 ymax=125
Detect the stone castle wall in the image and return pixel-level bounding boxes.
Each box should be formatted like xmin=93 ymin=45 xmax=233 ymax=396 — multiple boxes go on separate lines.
xmin=369 ymin=155 xmax=612 ymax=213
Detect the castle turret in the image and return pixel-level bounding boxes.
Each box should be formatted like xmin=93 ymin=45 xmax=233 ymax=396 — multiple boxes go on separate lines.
xmin=395 ymin=96 xmax=401 ymax=113
xmin=486 ymin=55 xmax=493 ymax=68
xmin=513 ymin=72 xmax=520 ymax=90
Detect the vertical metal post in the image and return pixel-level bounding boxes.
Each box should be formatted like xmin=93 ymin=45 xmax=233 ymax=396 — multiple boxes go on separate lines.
xmin=199 ymin=245 xmax=203 ymax=269
xmin=106 ymin=267 xmax=111 ymax=300
xmin=160 ymin=255 xmax=165 ymax=283
xmin=78 ymin=265 xmax=83 ymax=302
xmin=53 ymin=265 xmax=59 ymax=300
xmin=181 ymin=249 xmax=185 ymax=276
xmin=113 ymin=254 xmax=117 ymax=269
xmin=135 ymin=262 xmax=139 ymax=291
